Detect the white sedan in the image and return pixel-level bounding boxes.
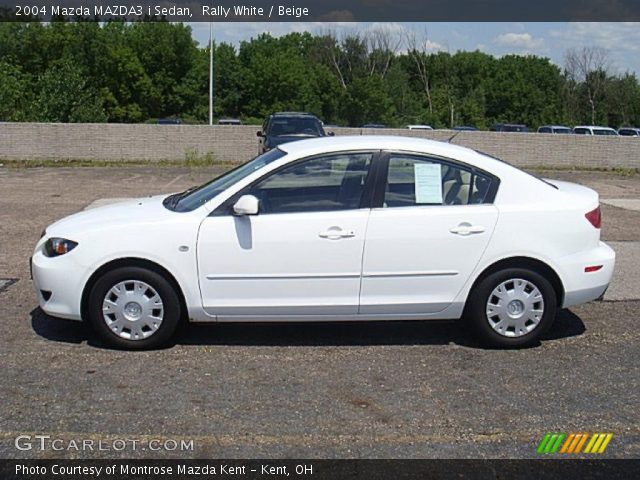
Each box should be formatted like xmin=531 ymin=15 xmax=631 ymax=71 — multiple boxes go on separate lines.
xmin=31 ymin=136 xmax=615 ymax=349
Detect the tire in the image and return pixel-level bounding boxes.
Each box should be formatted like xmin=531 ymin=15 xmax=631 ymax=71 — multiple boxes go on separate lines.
xmin=87 ymin=266 xmax=182 ymax=350
xmin=465 ymin=268 xmax=557 ymax=348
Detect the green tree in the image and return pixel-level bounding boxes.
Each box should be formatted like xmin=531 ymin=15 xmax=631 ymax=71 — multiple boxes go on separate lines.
xmin=0 ymin=62 xmax=30 ymax=121
xmin=31 ymin=58 xmax=106 ymax=122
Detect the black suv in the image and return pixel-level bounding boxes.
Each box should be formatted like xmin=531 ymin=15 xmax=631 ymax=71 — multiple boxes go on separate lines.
xmin=257 ymin=112 xmax=331 ymax=153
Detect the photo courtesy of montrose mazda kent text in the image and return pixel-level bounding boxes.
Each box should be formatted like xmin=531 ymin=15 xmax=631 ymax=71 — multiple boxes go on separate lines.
xmin=31 ymin=136 xmax=615 ymax=350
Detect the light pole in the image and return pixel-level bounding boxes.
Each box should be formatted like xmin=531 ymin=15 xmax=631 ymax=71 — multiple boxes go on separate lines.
xmin=208 ymin=22 xmax=213 ymax=126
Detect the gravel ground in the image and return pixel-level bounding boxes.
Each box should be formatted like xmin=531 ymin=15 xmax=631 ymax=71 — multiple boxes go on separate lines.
xmin=0 ymin=165 xmax=638 ymax=459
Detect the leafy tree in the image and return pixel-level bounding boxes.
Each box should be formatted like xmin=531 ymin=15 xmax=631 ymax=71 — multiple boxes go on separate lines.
xmin=0 ymin=62 xmax=30 ymax=121
xmin=31 ymin=58 xmax=106 ymax=122
xmin=0 ymin=22 xmax=636 ymax=129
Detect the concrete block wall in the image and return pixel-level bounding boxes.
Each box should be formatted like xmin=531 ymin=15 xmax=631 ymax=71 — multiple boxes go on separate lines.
xmin=0 ymin=123 xmax=639 ymax=169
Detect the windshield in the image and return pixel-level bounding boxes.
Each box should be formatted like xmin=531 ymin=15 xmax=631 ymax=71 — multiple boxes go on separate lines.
xmin=165 ymin=148 xmax=287 ymax=212
xmin=268 ymin=117 xmax=323 ymax=136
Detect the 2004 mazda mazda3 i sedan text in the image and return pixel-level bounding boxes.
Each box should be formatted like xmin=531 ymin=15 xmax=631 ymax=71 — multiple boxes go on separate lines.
xmin=31 ymin=136 xmax=615 ymax=349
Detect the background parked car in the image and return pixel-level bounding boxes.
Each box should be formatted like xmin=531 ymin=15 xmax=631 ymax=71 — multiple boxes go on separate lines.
xmin=490 ymin=123 xmax=528 ymax=133
xmin=618 ymin=127 xmax=640 ymax=136
xmin=218 ymin=118 xmax=242 ymax=125
xmin=573 ymin=126 xmax=619 ymax=136
xmin=157 ymin=118 xmax=182 ymax=125
xmin=362 ymin=124 xmax=386 ymax=129
xmin=257 ymin=112 xmax=330 ymax=153
xmin=537 ymin=125 xmax=572 ymax=134
xmin=407 ymin=125 xmax=433 ymax=130
xmin=452 ymin=126 xmax=479 ymax=131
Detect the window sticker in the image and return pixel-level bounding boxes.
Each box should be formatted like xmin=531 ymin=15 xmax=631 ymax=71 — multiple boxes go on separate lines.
xmin=414 ymin=163 xmax=443 ymax=204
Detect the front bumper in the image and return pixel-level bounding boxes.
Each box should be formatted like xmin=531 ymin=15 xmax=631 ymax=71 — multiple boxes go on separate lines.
xmin=560 ymin=241 xmax=616 ymax=308
xmin=31 ymin=249 xmax=85 ymax=321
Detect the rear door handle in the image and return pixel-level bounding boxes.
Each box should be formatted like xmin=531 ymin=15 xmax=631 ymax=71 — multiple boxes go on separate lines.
xmin=319 ymin=227 xmax=355 ymax=240
xmin=449 ymin=223 xmax=485 ymax=236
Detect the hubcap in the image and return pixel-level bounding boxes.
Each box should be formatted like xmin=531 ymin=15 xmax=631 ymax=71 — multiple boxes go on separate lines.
xmin=102 ymin=280 xmax=164 ymax=341
xmin=486 ymin=278 xmax=544 ymax=338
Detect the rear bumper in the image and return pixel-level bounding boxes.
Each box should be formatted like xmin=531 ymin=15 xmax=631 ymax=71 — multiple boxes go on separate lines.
xmin=560 ymin=241 xmax=615 ymax=308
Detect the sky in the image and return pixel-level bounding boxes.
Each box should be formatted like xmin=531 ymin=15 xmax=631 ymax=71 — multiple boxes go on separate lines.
xmin=189 ymin=22 xmax=640 ymax=75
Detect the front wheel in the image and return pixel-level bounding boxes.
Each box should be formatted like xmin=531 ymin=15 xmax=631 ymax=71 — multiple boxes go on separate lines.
xmin=87 ymin=267 xmax=182 ymax=350
xmin=466 ymin=268 xmax=557 ymax=348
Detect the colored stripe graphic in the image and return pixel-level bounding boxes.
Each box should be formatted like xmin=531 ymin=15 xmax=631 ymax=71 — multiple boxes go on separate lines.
xmin=573 ymin=433 xmax=589 ymax=454
xmin=584 ymin=433 xmax=614 ymax=454
xmin=597 ymin=433 xmax=613 ymax=453
xmin=539 ymin=433 xmax=613 ymax=454
xmin=560 ymin=433 xmax=575 ymax=453
xmin=537 ymin=433 xmax=552 ymax=454
xmin=537 ymin=433 xmax=565 ymax=454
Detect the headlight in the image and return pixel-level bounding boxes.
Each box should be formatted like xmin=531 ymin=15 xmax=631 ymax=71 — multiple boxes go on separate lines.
xmin=43 ymin=238 xmax=78 ymax=257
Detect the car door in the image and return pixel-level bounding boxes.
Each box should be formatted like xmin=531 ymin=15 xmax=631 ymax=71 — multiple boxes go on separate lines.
xmin=360 ymin=152 xmax=499 ymax=315
xmin=197 ymin=151 xmax=377 ymax=320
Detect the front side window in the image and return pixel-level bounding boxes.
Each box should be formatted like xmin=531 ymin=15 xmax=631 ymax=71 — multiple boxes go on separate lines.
xmin=573 ymin=128 xmax=590 ymax=135
xmin=383 ymin=155 xmax=493 ymax=208
xmin=243 ymin=152 xmax=373 ymax=214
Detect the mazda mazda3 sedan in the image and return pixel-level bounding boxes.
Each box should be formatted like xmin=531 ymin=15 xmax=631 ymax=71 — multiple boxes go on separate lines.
xmin=32 ymin=136 xmax=615 ymax=349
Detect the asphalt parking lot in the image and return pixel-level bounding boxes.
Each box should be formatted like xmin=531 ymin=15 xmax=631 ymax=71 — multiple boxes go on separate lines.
xmin=0 ymin=165 xmax=638 ymax=459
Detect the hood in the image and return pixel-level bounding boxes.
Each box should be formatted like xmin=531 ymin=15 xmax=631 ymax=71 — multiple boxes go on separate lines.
xmin=46 ymin=194 xmax=173 ymax=237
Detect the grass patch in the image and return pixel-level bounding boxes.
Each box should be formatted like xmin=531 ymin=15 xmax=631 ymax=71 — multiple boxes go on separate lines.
xmin=526 ymin=165 xmax=637 ymax=176
xmin=184 ymin=149 xmax=219 ymax=167
xmin=0 ymin=157 xmax=239 ymax=169
xmin=1 ymin=158 xmax=636 ymax=177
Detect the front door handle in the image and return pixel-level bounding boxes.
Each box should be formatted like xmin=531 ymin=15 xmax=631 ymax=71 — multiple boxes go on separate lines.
xmin=319 ymin=227 xmax=356 ymax=240
xmin=449 ymin=223 xmax=485 ymax=236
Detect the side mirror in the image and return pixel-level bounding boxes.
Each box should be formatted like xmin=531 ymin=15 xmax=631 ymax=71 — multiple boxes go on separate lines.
xmin=256 ymin=131 xmax=263 ymax=138
xmin=233 ymin=195 xmax=259 ymax=216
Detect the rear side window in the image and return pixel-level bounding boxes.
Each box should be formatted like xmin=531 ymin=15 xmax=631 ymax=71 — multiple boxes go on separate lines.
xmin=383 ymin=155 xmax=494 ymax=208
xmin=573 ymin=128 xmax=590 ymax=135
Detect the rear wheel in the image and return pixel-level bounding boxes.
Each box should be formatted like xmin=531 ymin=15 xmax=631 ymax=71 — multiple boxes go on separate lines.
xmin=466 ymin=268 xmax=557 ymax=348
xmin=87 ymin=267 xmax=181 ymax=350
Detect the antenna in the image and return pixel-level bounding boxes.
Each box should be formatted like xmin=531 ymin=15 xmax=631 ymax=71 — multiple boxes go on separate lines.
xmin=447 ymin=130 xmax=462 ymax=144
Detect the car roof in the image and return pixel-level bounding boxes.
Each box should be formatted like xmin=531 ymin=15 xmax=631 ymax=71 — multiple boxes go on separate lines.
xmin=271 ymin=112 xmax=318 ymax=117
xmin=278 ymin=135 xmax=480 ymax=161
xmin=574 ymin=125 xmax=616 ymax=130
xmin=274 ymin=136 xmax=535 ymax=186
xmin=539 ymin=125 xmax=570 ymax=128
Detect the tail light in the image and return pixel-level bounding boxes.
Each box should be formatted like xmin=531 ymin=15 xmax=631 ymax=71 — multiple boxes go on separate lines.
xmin=585 ymin=206 xmax=601 ymax=229
xmin=585 ymin=265 xmax=603 ymax=273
